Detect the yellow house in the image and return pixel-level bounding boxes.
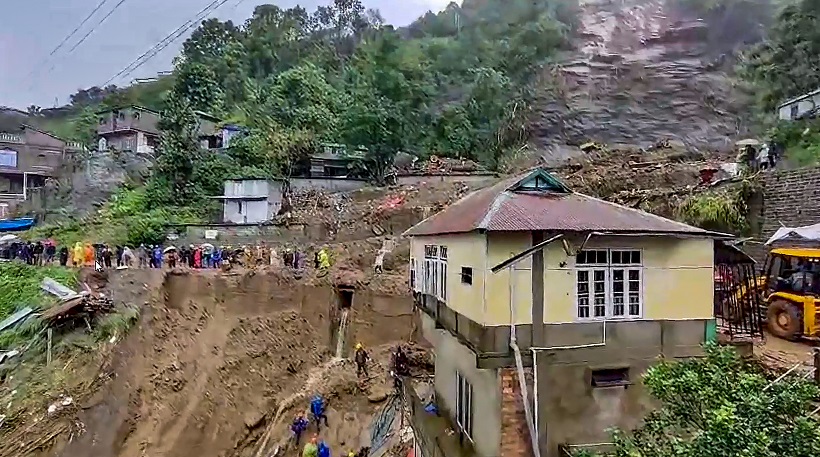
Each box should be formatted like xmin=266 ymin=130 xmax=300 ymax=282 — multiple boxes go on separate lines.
xmin=403 ymin=167 xmax=727 ymax=457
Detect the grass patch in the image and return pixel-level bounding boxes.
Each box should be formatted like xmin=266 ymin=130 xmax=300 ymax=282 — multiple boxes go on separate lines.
xmin=0 ymin=262 xmax=77 ymax=322
xmin=93 ymin=306 xmax=140 ymax=341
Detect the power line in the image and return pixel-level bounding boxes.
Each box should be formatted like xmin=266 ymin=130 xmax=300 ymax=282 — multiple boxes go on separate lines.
xmin=101 ymin=0 xmax=230 ymax=87
xmin=28 ymin=0 xmax=130 ymax=91
xmin=24 ymin=0 xmax=112 ymax=80
xmin=66 ymin=0 xmax=130 ymax=54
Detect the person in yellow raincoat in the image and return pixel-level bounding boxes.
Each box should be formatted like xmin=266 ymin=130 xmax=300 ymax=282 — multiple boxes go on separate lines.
xmin=72 ymin=242 xmax=84 ymax=267
xmin=317 ymin=247 xmax=330 ymax=270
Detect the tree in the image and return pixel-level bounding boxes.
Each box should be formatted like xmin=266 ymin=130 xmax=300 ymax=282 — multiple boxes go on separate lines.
xmin=578 ymin=343 xmax=820 ymax=457
xmin=262 ymin=62 xmax=345 ymax=137
xmin=182 ymin=18 xmax=242 ymax=66
xmin=171 ymin=62 xmax=225 ymax=114
xmin=148 ymin=93 xmax=203 ymax=206
xmin=741 ymin=0 xmax=820 ymax=110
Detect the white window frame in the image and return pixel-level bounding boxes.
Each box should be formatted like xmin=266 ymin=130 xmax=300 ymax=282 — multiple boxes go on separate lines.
xmin=455 ymin=372 xmax=474 ymax=441
xmin=423 ymin=244 xmax=448 ymax=303
xmin=575 ymin=249 xmax=643 ymax=320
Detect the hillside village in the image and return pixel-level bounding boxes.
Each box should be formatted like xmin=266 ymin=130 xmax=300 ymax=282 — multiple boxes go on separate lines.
xmin=2 ymin=1 xmax=820 ymax=457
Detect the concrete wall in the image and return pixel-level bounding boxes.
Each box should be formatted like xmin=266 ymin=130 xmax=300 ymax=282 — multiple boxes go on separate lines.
xmin=411 ymin=231 xmax=714 ymax=327
xmin=759 ymin=166 xmax=820 ymax=248
xmin=535 ymin=319 xmax=707 ymax=457
xmin=410 ymin=233 xmax=488 ymax=325
xmin=289 ymin=177 xmax=367 ymax=193
xmin=222 ymin=199 xmax=269 ymax=224
xmin=396 ymin=174 xmax=497 ymax=186
xmin=420 ymin=312 xmax=503 ymax=457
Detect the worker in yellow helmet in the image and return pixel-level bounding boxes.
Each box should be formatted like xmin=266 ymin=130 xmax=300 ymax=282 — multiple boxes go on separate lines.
xmin=354 ymin=342 xmax=369 ymax=378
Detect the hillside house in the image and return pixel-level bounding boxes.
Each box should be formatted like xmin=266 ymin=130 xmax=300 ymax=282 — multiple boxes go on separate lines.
xmin=96 ymin=106 xmax=230 ymax=154
xmin=777 ymin=88 xmax=820 ymax=121
xmin=309 ymin=143 xmax=365 ymax=177
xmin=404 ymin=168 xmax=727 ymax=457
xmin=0 ymin=125 xmax=82 ymax=210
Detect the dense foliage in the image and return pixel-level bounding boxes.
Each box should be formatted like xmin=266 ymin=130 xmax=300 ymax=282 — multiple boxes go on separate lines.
xmin=577 ymin=343 xmax=820 ymax=457
xmin=109 ymin=0 xmax=576 ymax=206
xmin=19 ymin=0 xmax=579 ymax=222
xmin=741 ymin=0 xmax=820 ymax=112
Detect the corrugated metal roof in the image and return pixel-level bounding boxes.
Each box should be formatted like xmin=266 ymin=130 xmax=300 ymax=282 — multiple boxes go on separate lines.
xmin=404 ymin=168 xmax=725 ymax=237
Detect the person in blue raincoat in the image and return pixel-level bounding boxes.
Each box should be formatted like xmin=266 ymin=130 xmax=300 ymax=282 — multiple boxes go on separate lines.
xmin=291 ymin=414 xmax=309 ymax=445
xmin=317 ymin=439 xmax=331 ymax=457
xmin=212 ymin=247 xmax=222 ymax=269
xmin=152 ymin=246 xmax=163 ymax=269
xmin=310 ymin=395 xmax=329 ymax=431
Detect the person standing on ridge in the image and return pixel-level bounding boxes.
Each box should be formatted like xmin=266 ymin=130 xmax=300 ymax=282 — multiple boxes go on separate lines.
xmin=354 ymin=343 xmax=369 ymax=378
xmin=291 ymin=414 xmax=309 ymax=446
xmin=310 ymin=395 xmax=329 ymax=431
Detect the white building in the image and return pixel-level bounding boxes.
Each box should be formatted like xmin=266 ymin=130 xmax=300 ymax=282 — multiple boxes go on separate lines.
xmin=211 ymin=179 xmax=283 ymax=224
xmin=777 ymin=88 xmax=820 ymax=121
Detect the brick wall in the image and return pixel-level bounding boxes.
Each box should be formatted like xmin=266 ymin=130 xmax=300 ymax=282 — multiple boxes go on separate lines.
xmin=747 ymin=166 xmax=820 ymax=261
xmin=500 ymin=368 xmax=535 ymax=457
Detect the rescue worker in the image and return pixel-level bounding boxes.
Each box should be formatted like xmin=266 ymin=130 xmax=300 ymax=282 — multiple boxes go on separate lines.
xmin=317 ymin=439 xmax=331 ymax=457
xmin=291 ymin=414 xmax=308 ymax=446
xmin=303 ymin=436 xmax=319 ymax=457
xmin=310 ymin=394 xmax=329 ymax=431
xmin=393 ymin=345 xmax=410 ymax=377
xmin=318 ymin=247 xmax=330 ymax=271
xmin=354 ymin=343 xmax=369 ymax=378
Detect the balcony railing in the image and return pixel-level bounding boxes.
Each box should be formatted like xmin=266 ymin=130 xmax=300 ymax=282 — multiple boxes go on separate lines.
xmin=0 ymin=133 xmax=24 ymax=144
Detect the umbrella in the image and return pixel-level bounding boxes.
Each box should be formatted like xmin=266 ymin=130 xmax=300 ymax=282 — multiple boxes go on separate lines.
xmin=201 ymin=243 xmax=215 ymax=250
xmin=735 ymin=138 xmax=760 ymax=147
xmin=163 ymin=246 xmax=177 ymax=254
xmin=0 ymin=234 xmax=18 ymax=243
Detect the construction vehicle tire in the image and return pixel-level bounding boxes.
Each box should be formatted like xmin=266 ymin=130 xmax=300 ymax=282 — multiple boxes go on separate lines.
xmin=767 ymin=299 xmax=801 ymax=340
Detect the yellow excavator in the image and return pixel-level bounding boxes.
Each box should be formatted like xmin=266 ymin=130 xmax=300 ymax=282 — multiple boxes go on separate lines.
xmin=748 ymin=248 xmax=820 ymax=340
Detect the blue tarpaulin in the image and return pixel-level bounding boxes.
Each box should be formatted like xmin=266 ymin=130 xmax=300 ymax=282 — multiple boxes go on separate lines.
xmin=0 ymin=217 xmax=35 ymax=232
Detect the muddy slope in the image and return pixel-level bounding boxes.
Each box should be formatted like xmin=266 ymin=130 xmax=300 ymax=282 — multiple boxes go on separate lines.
xmin=58 ymin=270 xmax=415 ymax=457
xmin=532 ymin=0 xmax=772 ymax=151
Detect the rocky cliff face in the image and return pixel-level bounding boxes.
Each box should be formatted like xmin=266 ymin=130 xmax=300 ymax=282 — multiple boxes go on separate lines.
xmin=532 ymin=0 xmax=770 ymax=152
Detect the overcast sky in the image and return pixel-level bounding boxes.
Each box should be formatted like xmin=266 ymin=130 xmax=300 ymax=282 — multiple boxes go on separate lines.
xmin=0 ymin=0 xmax=453 ymax=110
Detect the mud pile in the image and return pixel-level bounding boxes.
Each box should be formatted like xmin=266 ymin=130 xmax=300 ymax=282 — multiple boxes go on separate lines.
xmin=1 ymin=269 xmax=420 ymax=457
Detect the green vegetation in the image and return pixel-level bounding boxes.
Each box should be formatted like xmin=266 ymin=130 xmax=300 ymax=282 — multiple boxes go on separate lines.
xmin=27 ymin=186 xmax=202 ymax=246
xmin=27 ymin=0 xmax=578 ymax=243
xmin=739 ymin=0 xmax=820 ymax=164
xmin=0 ymin=262 xmax=77 ymax=322
xmin=677 ymin=179 xmax=760 ymax=234
xmin=577 ymin=343 xmax=820 ymax=457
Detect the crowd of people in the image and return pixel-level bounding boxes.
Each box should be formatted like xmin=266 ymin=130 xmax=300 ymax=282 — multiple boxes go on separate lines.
xmin=0 ymin=238 xmax=335 ymax=273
